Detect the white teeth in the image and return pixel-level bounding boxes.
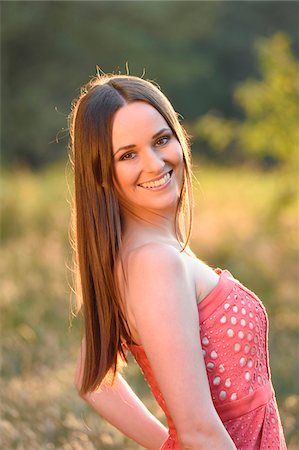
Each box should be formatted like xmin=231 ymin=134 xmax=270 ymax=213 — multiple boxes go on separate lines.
xmin=140 ymin=172 xmax=171 ymax=189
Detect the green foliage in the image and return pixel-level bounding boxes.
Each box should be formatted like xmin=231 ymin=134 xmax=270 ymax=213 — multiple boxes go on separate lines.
xmin=193 ymin=33 xmax=299 ymax=169
xmin=236 ymin=33 xmax=299 ymax=167
xmin=1 ymin=2 xmax=298 ymax=167
xmin=192 ymin=114 xmax=239 ymax=152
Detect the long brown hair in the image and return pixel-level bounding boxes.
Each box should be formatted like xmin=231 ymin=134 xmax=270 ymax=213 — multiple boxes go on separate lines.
xmin=69 ymin=73 xmax=193 ymax=395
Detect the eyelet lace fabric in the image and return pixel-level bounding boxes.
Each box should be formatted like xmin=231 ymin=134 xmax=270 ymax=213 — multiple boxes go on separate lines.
xmin=127 ymin=269 xmax=286 ymax=450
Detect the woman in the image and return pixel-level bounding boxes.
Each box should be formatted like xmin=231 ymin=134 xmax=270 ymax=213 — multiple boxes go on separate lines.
xmin=70 ymin=73 xmax=286 ymax=449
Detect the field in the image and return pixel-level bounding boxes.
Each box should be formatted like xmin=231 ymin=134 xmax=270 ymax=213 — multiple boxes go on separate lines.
xmin=0 ymin=162 xmax=298 ymax=449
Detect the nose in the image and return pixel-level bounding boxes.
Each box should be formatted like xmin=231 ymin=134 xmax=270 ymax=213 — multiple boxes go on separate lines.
xmin=142 ymin=147 xmax=165 ymax=174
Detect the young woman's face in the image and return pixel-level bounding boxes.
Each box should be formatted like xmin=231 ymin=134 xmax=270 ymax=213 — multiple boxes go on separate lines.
xmin=112 ymin=101 xmax=184 ymax=215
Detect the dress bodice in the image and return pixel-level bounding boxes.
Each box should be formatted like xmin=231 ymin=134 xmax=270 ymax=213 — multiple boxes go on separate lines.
xmin=127 ymin=269 xmax=286 ymax=449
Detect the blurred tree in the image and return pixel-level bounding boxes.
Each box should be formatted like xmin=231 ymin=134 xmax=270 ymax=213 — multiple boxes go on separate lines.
xmin=193 ymin=32 xmax=299 ymax=171
xmin=1 ymin=1 xmax=298 ymax=168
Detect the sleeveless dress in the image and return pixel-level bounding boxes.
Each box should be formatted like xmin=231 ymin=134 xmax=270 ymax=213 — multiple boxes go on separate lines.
xmin=127 ymin=269 xmax=286 ymax=450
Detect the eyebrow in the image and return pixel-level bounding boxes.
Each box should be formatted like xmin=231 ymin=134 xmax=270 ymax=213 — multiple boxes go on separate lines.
xmin=113 ymin=127 xmax=172 ymax=156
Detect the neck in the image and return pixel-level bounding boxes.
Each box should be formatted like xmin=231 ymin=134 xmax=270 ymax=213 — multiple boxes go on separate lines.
xmin=120 ymin=205 xmax=180 ymax=244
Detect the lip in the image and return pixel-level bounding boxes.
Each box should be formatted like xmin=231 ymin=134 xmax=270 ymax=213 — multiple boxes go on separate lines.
xmin=138 ymin=170 xmax=173 ymax=186
xmin=138 ymin=170 xmax=173 ymax=191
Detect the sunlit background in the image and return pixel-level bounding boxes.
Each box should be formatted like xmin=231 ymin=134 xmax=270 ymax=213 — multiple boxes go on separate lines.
xmin=1 ymin=1 xmax=298 ymax=449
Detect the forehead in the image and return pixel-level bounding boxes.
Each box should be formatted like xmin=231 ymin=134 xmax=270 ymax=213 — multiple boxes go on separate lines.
xmin=112 ymin=101 xmax=169 ymax=149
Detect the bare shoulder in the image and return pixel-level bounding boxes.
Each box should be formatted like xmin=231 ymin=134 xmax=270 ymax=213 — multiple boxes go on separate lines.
xmin=124 ymin=242 xmax=220 ymax=305
xmin=123 ymin=241 xmax=197 ymax=319
xmin=120 ymin=244 xmax=222 ymax=430
xmin=118 ymin=242 xmax=196 ymax=345
xmin=126 ymin=241 xmax=187 ymax=276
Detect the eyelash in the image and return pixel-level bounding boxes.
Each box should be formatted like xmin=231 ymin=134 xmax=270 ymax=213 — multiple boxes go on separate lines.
xmin=155 ymin=135 xmax=171 ymax=146
xmin=119 ymin=134 xmax=171 ymax=161
xmin=120 ymin=152 xmax=135 ymax=161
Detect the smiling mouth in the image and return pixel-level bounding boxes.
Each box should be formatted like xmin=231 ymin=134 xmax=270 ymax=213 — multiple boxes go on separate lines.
xmin=138 ymin=170 xmax=173 ymax=190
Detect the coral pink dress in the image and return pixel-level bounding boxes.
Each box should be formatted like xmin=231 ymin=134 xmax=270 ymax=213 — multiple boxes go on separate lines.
xmin=127 ymin=269 xmax=286 ymax=450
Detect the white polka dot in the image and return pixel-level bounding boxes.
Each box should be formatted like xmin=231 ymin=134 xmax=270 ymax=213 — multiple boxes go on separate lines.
xmin=202 ymin=350 xmax=206 ymax=357
xmin=238 ymin=331 xmax=245 ymax=339
xmin=231 ymin=393 xmax=237 ymax=400
xmin=202 ymin=337 xmax=209 ymax=346
xmin=220 ymin=314 xmax=227 ymax=324
xmin=249 ymin=386 xmax=253 ymax=394
xmin=227 ymin=329 xmax=234 ymax=337
xmin=213 ymin=376 xmax=221 ymax=385
xmin=247 ymin=333 xmax=252 ymax=341
xmin=234 ymin=343 xmax=241 ymax=352
xmin=244 ymin=344 xmax=250 ymax=354
xmin=207 ymin=362 xmax=214 ymax=371
xmin=211 ymin=350 xmax=218 ymax=359
xmin=219 ymin=390 xmax=227 ymax=400
xmin=245 ymin=371 xmax=250 ymax=381
xmin=258 ymin=375 xmax=262 ymax=384
xmin=225 ymin=378 xmax=231 ymax=387
xmin=232 ymin=306 xmax=238 ymax=313
xmin=240 ymin=319 xmax=246 ymax=327
xmin=249 ymin=312 xmax=253 ymax=318
xmin=271 ymin=418 xmax=275 ymax=424
xmin=239 ymin=357 xmax=246 ymax=366
xmin=218 ymin=364 xmax=225 ymax=373
xmin=230 ymin=316 xmax=237 ymax=325
xmin=241 ymin=308 xmax=246 ymax=315
xmin=224 ymin=303 xmax=230 ymax=310
xmin=251 ymin=346 xmax=256 ymax=355
xmin=247 ymin=358 xmax=253 ymax=368
xmin=249 ymin=322 xmax=254 ymax=329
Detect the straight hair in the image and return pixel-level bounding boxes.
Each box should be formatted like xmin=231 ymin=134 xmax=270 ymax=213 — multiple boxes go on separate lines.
xmin=68 ymin=74 xmax=193 ymax=395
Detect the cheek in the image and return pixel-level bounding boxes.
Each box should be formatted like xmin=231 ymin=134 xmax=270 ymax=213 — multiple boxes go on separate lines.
xmin=113 ymin=164 xmax=136 ymax=194
xmin=172 ymin=145 xmax=185 ymax=190
xmin=112 ymin=165 xmax=126 ymax=198
xmin=113 ymin=166 xmax=122 ymax=186
xmin=172 ymin=143 xmax=184 ymax=174
xmin=171 ymin=139 xmax=183 ymax=161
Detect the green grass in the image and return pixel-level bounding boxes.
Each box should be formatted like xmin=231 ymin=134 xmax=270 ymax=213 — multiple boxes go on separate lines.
xmin=1 ymin=161 xmax=298 ymax=449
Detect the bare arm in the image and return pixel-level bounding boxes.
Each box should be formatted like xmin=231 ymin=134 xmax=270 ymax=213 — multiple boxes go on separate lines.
xmin=126 ymin=244 xmax=237 ymax=450
xmin=74 ymin=340 xmax=168 ymax=450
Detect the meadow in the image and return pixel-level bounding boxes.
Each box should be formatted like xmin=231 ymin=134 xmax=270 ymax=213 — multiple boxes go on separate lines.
xmin=0 ymin=162 xmax=298 ymax=449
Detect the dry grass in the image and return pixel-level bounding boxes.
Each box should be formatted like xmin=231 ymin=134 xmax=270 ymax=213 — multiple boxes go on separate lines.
xmin=0 ymin=162 xmax=298 ymax=449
